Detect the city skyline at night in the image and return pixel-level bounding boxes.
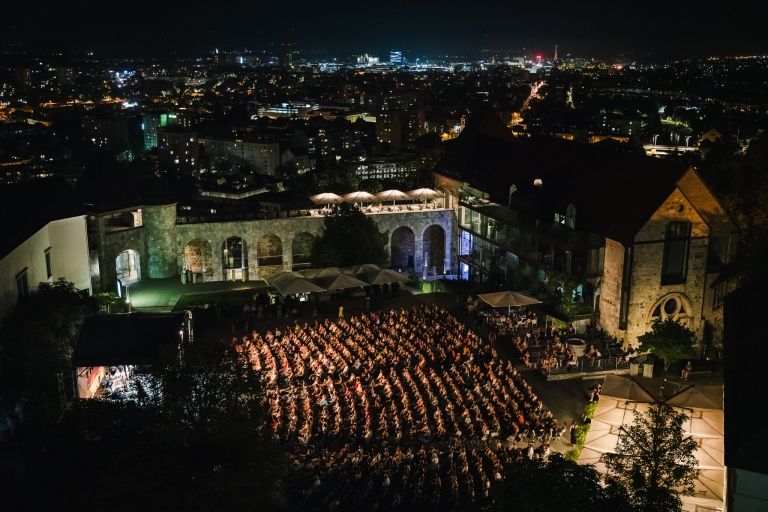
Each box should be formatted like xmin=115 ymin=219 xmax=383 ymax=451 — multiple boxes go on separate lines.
xmin=3 ymin=0 xmax=767 ymax=58
xmin=1 ymin=2 xmax=767 ymax=511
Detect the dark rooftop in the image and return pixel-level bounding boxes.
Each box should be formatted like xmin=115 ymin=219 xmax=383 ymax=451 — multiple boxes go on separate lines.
xmin=73 ymin=312 xmax=184 ymax=367
xmin=0 ymin=178 xmax=83 ymax=260
xmin=437 ymin=112 xmax=690 ymax=244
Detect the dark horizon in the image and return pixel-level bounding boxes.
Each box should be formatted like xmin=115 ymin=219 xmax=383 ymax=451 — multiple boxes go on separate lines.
xmin=3 ymin=0 xmax=767 ymax=59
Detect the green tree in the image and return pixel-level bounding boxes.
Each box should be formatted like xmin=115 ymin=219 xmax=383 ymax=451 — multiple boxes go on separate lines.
xmin=491 ymin=453 xmax=633 ymax=512
xmin=540 ymin=272 xmax=583 ymax=320
xmin=637 ymin=318 xmax=696 ymax=371
xmin=0 ymin=279 xmax=97 ymax=418
xmin=92 ymin=291 xmax=124 ymax=313
xmin=314 ymin=160 xmax=359 ymax=193
xmin=311 ymin=203 xmax=387 ymax=267
xmin=602 ymin=403 xmax=699 ymax=512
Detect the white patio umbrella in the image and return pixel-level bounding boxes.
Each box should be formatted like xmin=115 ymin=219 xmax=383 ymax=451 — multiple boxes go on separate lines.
xmin=406 ymin=188 xmax=444 ymax=202
xmin=477 ymin=290 xmax=541 ymax=314
xmin=376 ymin=189 xmax=409 ymax=205
xmin=343 ymin=191 xmax=377 ymax=203
xmin=309 ymin=192 xmax=345 ymax=205
xmin=600 ymin=374 xmax=655 ymax=402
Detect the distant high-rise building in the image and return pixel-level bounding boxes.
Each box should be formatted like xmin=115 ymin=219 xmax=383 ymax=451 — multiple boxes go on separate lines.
xmin=390 ymin=50 xmax=403 ymax=66
xmin=376 ymin=108 xmax=426 ymax=150
xmin=83 ymin=112 xmax=142 ymax=157
xmin=142 ymin=112 xmax=162 ymax=151
xmin=356 ymin=54 xmax=380 ymax=66
xmin=198 ymin=137 xmax=280 ymax=175
xmin=554 ymin=44 xmax=559 ymax=62
xmin=158 ymin=128 xmax=199 ymax=174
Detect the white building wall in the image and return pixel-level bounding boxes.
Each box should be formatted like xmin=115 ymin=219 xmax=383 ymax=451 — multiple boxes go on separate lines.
xmin=0 ymin=216 xmax=91 ymax=321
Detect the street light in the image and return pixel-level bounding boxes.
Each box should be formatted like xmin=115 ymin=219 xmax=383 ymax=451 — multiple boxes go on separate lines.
xmin=125 ymin=283 xmax=132 ymax=312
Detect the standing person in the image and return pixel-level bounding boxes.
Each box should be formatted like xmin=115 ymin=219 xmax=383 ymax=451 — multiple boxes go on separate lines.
xmin=338 ymin=304 xmax=344 ymax=318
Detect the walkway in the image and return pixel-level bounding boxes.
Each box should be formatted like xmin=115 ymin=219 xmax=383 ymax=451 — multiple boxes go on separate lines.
xmin=128 ymin=277 xmax=269 ymax=311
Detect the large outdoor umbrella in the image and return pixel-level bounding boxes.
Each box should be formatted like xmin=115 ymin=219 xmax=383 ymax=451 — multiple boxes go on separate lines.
xmin=366 ymin=268 xmax=409 ymax=285
xmin=666 ymin=384 xmax=724 ymax=410
xmin=266 ymin=271 xmax=304 ymax=290
xmin=477 ymin=291 xmax=541 ymax=309
xmin=317 ymin=273 xmax=368 ymax=291
xmin=301 ymin=267 xmax=341 ymax=279
xmin=406 ymin=188 xmax=444 ymax=202
xmin=309 ymin=192 xmax=345 ymax=205
xmin=343 ymin=191 xmax=377 ymax=203
xmin=277 ymin=277 xmax=326 ymax=296
xmin=351 ymin=263 xmax=381 ymax=275
xmin=600 ymin=374 xmax=655 ymax=402
xmin=376 ymin=189 xmax=409 ymax=205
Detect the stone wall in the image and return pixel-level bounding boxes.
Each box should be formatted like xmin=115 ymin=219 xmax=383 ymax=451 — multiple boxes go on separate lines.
xmin=599 ymin=238 xmax=625 ymax=340
xmin=101 ymin=227 xmax=147 ymax=291
xmin=174 ymin=208 xmax=455 ymax=280
xmin=625 ymin=188 xmax=710 ymax=345
xmin=143 ymin=204 xmax=178 ymax=278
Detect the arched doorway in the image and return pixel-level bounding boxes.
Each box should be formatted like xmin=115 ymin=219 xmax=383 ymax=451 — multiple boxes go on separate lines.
xmin=184 ymin=239 xmax=212 ymax=275
xmin=422 ymin=224 xmax=446 ymax=274
xmin=222 ymin=236 xmax=247 ymax=281
xmin=116 ymin=249 xmax=140 ymax=283
xmin=292 ymin=232 xmax=315 ymax=267
xmin=257 ymin=234 xmax=283 ymax=267
xmin=391 ymin=227 xmax=415 ymax=272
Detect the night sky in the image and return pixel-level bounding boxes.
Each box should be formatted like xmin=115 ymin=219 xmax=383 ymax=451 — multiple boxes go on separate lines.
xmin=3 ymin=0 xmax=766 ymax=58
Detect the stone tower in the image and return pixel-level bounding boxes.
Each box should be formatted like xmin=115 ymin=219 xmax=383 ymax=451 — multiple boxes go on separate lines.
xmin=143 ymin=203 xmax=178 ymax=278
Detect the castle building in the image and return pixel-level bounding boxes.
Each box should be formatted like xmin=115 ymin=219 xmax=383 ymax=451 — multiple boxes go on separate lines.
xmin=434 ymin=111 xmax=738 ymax=350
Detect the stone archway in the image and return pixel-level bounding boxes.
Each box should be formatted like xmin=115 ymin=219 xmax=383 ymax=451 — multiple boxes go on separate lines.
xmin=222 ymin=236 xmax=248 ymax=281
xmin=391 ymin=226 xmax=415 ymax=272
xmin=292 ymin=232 xmax=315 ymax=267
xmin=184 ymin=239 xmax=212 ymax=275
xmin=422 ymin=224 xmax=446 ymax=274
xmin=257 ymin=234 xmax=283 ymax=267
xmin=116 ymin=249 xmax=141 ymax=283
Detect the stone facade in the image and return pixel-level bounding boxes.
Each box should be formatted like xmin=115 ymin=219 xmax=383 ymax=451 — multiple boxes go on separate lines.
xmin=599 ymin=238 xmax=625 ymax=338
xmin=598 ymin=169 xmax=738 ymax=348
xmin=624 ymin=187 xmax=710 ymax=344
xmin=143 ymin=204 xmax=177 ymax=279
xmin=92 ymin=206 xmax=454 ymax=290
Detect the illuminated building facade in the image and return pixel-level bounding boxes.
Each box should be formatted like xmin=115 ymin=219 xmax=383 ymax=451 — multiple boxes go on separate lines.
xmin=376 ymin=108 xmax=426 ymax=149
xmin=157 ymin=128 xmax=199 ymax=174
xmin=435 ymin=111 xmax=738 ymax=349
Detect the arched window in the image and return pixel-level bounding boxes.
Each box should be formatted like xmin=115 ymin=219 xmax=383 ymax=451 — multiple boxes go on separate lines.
xmin=661 ymin=221 xmax=691 ymax=285
xmin=650 ymin=293 xmax=692 ymax=327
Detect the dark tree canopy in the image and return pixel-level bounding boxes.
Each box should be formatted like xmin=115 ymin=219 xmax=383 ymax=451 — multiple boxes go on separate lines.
xmin=637 ymin=318 xmax=696 ymax=370
xmin=602 ymin=403 xmax=699 ymax=512
xmin=491 ymin=453 xmax=633 ymax=512
xmin=311 ymin=202 xmax=387 ymax=267
xmin=0 ymin=279 xmax=97 ymax=417
xmin=11 ymin=337 xmax=288 ymax=511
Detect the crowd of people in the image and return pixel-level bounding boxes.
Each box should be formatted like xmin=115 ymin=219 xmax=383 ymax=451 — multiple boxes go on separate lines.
xmin=239 ymin=305 xmax=558 ymax=511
